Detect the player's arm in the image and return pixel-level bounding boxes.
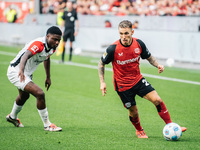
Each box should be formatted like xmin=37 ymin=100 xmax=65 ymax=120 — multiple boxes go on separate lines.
xmin=98 ymin=44 xmax=116 ymax=96
xmin=18 ymin=50 xmax=33 ymax=82
xmin=98 ymin=59 xmax=107 ymax=96
xmin=20 ymin=40 xmax=44 ymax=83
xmin=137 ymin=39 xmax=164 ymax=74
xmin=74 ymin=19 xmax=79 ymax=36
xmin=61 ymin=20 xmax=64 ymax=31
xmin=43 ymin=57 xmax=51 ymax=91
xmin=147 ymin=55 xmax=164 ymax=74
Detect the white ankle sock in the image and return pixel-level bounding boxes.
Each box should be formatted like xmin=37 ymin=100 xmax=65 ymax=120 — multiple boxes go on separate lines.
xmin=38 ymin=108 xmax=51 ymax=127
xmin=10 ymin=101 xmax=23 ymax=119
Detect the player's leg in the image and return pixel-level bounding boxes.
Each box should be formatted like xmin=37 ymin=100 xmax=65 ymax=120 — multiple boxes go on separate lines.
xmin=69 ymin=29 xmax=75 ymax=61
xmin=143 ymin=90 xmax=172 ymax=124
xmin=24 ymin=82 xmax=62 ymax=131
xmin=69 ymin=41 xmax=73 ymax=61
xmin=62 ymin=30 xmax=69 ymax=62
xmin=10 ymin=89 xmax=29 ymax=119
xmin=128 ymin=105 xmax=142 ymax=131
xmin=128 ymin=105 xmax=148 ymax=138
xmin=6 ymin=89 xmax=29 ymax=127
xmin=6 ymin=66 xmax=31 ymax=127
xmin=61 ymin=41 xmax=66 ymax=62
xmin=117 ymin=89 xmax=148 ymax=138
xmin=143 ymin=90 xmax=187 ymax=132
xmin=136 ymin=78 xmax=172 ymax=124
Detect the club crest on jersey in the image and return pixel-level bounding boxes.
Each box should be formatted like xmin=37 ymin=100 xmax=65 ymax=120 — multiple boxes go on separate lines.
xmin=134 ymin=48 xmax=140 ymax=54
xmin=118 ymin=52 xmax=123 ymax=57
xmin=31 ymin=45 xmax=39 ymax=53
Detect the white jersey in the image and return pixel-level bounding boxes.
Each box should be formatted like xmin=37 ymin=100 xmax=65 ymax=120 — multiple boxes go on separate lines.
xmin=10 ymin=36 xmax=55 ymax=76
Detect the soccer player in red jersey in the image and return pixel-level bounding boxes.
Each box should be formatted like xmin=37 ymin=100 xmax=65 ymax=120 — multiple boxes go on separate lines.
xmin=98 ymin=20 xmax=187 ymax=138
xmin=6 ymin=26 xmax=62 ymax=131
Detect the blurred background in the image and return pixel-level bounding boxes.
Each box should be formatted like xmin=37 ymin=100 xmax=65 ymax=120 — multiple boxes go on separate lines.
xmin=0 ymin=0 xmax=200 ymax=69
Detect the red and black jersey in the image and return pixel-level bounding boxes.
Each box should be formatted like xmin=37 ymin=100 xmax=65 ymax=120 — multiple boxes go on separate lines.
xmin=101 ymin=37 xmax=151 ymax=92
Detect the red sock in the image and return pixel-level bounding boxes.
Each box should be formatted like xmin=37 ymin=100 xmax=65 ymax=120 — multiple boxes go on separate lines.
xmin=156 ymin=101 xmax=172 ymax=124
xmin=129 ymin=115 xmax=143 ymax=131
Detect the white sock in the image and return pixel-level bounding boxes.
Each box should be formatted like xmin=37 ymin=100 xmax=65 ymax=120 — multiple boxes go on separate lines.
xmin=10 ymin=101 xmax=23 ymax=119
xmin=38 ymin=107 xmax=51 ymax=127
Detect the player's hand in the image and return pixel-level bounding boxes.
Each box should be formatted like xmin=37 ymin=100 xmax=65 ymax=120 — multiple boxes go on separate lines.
xmin=100 ymin=82 xmax=107 ymax=96
xmin=18 ymin=70 xmax=25 ymax=82
xmin=74 ymin=31 xmax=78 ymax=36
xmin=158 ymin=65 xmax=164 ymax=74
xmin=45 ymin=78 xmax=51 ymax=91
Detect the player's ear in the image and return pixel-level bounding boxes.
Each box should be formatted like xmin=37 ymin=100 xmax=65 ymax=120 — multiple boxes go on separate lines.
xmin=132 ymin=30 xmax=134 ymax=35
xmin=46 ymin=34 xmax=50 ymax=40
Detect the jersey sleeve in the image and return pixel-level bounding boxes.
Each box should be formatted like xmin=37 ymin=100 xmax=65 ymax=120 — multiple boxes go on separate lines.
xmin=62 ymin=11 xmax=66 ymax=20
xmin=27 ymin=41 xmax=44 ymax=55
xmin=75 ymin=11 xmax=78 ymax=20
xmin=136 ymin=39 xmax=151 ymax=59
xmin=101 ymin=44 xmax=116 ymax=64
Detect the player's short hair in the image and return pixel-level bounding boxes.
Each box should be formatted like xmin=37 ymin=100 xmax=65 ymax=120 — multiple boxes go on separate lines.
xmin=118 ymin=20 xmax=132 ymax=29
xmin=46 ymin=26 xmax=62 ymax=36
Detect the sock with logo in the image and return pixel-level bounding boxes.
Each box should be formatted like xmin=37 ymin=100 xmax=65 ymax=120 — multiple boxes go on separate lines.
xmin=38 ymin=107 xmax=51 ymax=127
xmin=129 ymin=115 xmax=143 ymax=131
xmin=10 ymin=101 xmax=23 ymax=119
xmin=156 ymin=101 xmax=172 ymax=124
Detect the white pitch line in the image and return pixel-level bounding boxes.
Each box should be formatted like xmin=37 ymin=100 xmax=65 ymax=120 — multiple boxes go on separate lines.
xmin=51 ymin=59 xmax=200 ymax=85
xmin=1 ymin=50 xmax=200 ymax=85
xmin=0 ymin=51 xmax=17 ymax=56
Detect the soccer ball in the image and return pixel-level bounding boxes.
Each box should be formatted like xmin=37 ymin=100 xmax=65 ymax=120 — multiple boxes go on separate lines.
xmin=74 ymin=47 xmax=82 ymax=55
xmin=166 ymin=58 xmax=175 ymax=67
xmin=163 ymin=123 xmax=182 ymax=141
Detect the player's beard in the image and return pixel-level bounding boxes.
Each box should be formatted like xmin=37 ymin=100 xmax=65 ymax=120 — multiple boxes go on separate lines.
xmin=122 ymin=38 xmax=131 ymax=46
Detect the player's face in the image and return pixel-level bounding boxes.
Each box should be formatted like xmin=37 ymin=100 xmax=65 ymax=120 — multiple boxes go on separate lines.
xmin=119 ymin=27 xmax=134 ymax=46
xmin=46 ymin=34 xmax=61 ymax=49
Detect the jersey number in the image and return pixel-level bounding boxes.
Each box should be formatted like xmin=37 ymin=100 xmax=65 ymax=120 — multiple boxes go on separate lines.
xmin=142 ymin=79 xmax=149 ymax=86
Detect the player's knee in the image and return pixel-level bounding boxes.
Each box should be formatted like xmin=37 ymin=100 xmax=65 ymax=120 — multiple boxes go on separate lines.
xmin=36 ymin=90 xmax=45 ymax=99
xmin=129 ymin=107 xmax=138 ymax=117
xmin=17 ymin=94 xmax=30 ymax=105
xmin=21 ymin=93 xmax=30 ymax=100
xmin=153 ymin=98 xmax=162 ymax=106
xmin=129 ymin=112 xmax=138 ymax=118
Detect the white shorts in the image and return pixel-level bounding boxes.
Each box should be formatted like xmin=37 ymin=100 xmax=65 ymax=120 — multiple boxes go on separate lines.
xmin=7 ymin=65 xmax=32 ymax=91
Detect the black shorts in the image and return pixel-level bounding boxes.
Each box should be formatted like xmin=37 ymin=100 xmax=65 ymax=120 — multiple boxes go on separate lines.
xmin=117 ymin=78 xmax=155 ymax=109
xmin=63 ymin=29 xmax=75 ymax=42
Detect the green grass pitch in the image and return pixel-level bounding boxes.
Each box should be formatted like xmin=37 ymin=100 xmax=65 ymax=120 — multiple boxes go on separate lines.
xmin=0 ymin=45 xmax=200 ymax=150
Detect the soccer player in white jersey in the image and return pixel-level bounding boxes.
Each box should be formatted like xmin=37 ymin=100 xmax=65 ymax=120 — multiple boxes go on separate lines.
xmin=6 ymin=26 xmax=62 ymax=131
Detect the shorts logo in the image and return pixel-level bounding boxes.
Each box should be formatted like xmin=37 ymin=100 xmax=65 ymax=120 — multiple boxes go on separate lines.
xmin=31 ymin=45 xmax=39 ymax=53
xmin=125 ymin=102 xmax=131 ymax=108
xmin=118 ymin=52 xmax=123 ymax=57
xmin=135 ymin=48 xmax=140 ymax=54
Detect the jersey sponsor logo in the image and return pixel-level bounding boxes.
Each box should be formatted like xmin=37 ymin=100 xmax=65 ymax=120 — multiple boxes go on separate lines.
xmin=118 ymin=52 xmax=123 ymax=57
xmin=31 ymin=45 xmax=39 ymax=53
xmin=134 ymin=48 xmax=140 ymax=54
xmin=116 ymin=56 xmax=140 ymax=65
